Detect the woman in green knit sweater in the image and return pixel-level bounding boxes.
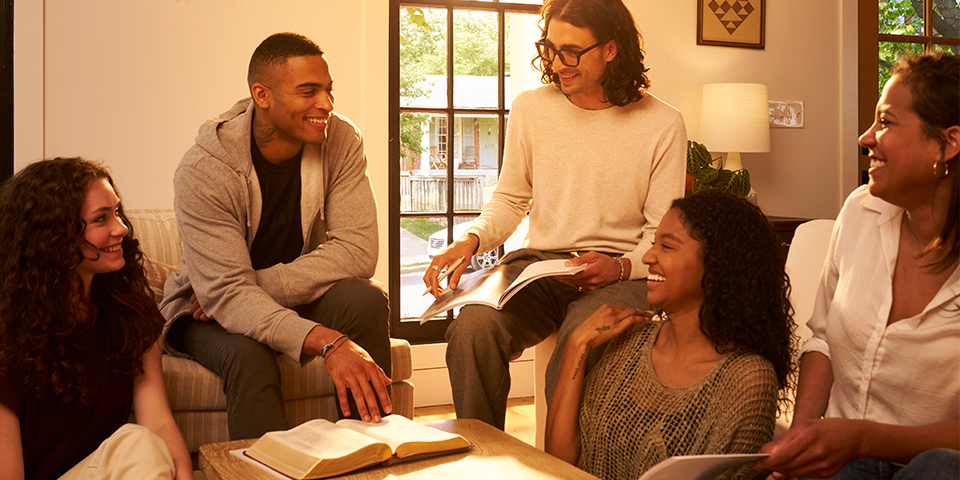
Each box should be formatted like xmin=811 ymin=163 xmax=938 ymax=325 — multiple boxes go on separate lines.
xmin=546 ymin=190 xmax=796 ymax=480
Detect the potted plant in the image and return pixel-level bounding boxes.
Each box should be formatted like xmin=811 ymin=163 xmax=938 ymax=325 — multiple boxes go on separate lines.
xmin=685 ymin=140 xmax=751 ymax=197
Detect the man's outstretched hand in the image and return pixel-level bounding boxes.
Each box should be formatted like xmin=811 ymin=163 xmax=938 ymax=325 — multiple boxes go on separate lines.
xmin=304 ymin=327 xmax=392 ymax=422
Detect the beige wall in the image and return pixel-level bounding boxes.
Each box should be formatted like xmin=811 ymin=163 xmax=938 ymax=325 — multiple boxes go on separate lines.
xmin=15 ymin=0 xmax=859 ymax=284
xmin=626 ymin=0 xmax=860 ymax=218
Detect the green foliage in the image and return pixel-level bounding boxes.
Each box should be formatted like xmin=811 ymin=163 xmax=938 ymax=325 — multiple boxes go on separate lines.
xmin=398 ymin=8 xmax=502 ymax=165
xmin=400 ymin=217 xmax=444 ymax=241
xmin=877 ymin=0 xmax=960 ymax=95
xmin=686 ymin=141 xmax=751 ymax=198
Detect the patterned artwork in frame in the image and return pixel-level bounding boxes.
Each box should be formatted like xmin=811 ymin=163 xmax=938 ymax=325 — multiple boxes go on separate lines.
xmin=697 ymin=0 xmax=765 ymax=49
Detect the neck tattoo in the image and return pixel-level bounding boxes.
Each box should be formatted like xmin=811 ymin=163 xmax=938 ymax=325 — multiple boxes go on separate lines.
xmin=254 ymin=118 xmax=275 ymax=149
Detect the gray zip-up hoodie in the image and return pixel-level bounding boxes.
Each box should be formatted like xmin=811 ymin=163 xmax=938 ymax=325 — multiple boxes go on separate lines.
xmin=160 ymin=98 xmax=379 ymax=362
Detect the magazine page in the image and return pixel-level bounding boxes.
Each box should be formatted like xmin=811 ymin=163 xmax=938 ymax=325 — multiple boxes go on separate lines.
xmin=498 ymin=259 xmax=586 ymax=305
xmin=639 ymin=453 xmax=769 ymax=480
xmin=419 ymin=264 xmax=522 ymax=323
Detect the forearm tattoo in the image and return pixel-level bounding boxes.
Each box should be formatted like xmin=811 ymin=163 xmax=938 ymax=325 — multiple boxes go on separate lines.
xmin=571 ymin=339 xmax=594 ymax=380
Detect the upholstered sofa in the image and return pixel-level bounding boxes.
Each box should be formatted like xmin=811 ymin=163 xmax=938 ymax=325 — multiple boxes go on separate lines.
xmin=126 ymin=209 xmax=414 ymax=453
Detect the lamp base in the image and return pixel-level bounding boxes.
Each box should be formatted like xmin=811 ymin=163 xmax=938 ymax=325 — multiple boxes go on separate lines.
xmin=724 ymin=152 xmax=744 ymax=171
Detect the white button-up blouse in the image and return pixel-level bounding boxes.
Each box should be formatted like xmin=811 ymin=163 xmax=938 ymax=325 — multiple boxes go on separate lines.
xmin=801 ymin=185 xmax=959 ymax=427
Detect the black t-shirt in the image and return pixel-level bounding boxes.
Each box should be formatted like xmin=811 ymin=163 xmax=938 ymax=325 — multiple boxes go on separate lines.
xmin=250 ymin=134 xmax=305 ymax=270
xmin=0 ymin=322 xmax=135 ymax=480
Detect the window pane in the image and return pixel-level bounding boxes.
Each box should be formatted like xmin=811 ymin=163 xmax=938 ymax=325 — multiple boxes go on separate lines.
xmin=398 ymin=216 xmax=478 ymax=322
xmin=453 ymin=114 xmax=500 ymax=211
xmin=401 ymin=7 xmax=447 ymax=109
xmin=506 ymin=12 xmax=546 ymax=109
xmin=932 ymin=0 xmax=960 ymax=38
xmin=879 ymin=0 xmax=925 ymax=36
xmin=453 ymin=9 xmax=500 ymax=109
xmin=400 ymin=112 xmax=450 ymax=213
xmin=878 ymin=41 xmax=924 ymax=94
xmin=931 ymin=43 xmax=960 ymax=54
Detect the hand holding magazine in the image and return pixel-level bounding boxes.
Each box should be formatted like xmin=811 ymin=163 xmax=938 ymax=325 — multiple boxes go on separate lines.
xmin=243 ymin=414 xmax=472 ymax=479
xmin=419 ymin=259 xmax=586 ymax=323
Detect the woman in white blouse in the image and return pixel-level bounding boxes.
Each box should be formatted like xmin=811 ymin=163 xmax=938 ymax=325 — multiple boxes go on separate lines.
xmin=758 ymin=52 xmax=959 ymax=479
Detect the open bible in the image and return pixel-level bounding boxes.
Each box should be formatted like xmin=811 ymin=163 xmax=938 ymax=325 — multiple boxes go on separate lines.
xmin=640 ymin=453 xmax=769 ymax=480
xmin=419 ymin=259 xmax=586 ymax=323
xmin=243 ymin=414 xmax=472 ymax=479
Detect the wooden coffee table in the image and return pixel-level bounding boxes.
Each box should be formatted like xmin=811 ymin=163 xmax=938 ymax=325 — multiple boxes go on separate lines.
xmin=199 ymin=418 xmax=598 ymax=479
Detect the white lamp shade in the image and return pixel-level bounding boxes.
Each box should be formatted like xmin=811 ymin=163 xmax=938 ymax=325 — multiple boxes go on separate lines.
xmin=699 ymin=83 xmax=771 ymax=154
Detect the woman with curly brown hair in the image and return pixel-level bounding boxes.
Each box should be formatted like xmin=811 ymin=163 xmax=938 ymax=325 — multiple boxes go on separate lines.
xmin=546 ymin=190 xmax=795 ymax=480
xmin=0 ymin=158 xmax=192 ymax=479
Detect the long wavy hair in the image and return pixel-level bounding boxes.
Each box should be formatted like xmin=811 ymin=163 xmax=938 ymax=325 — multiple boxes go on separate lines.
xmin=893 ymin=52 xmax=959 ymax=273
xmin=0 ymin=158 xmax=162 ymax=403
xmin=670 ymin=191 xmax=796 ymax=402
xmin=534 ymin=0 xmax=650 ymax=106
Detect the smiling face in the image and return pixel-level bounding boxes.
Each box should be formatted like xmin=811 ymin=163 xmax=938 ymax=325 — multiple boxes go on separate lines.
xmin=543 ymin=19 xmax=617 ymax=109
xmin=859 ymin=74 xmax=944 ymax=209
xmin=76 ymin=178 xmax=129 ymax=294
xmin=251 ymin=54 xmax=335 ymax=163
xmin=641 ymin=208 xmax=704 ymax=317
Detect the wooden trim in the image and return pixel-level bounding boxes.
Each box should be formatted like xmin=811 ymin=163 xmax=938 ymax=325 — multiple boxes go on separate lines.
xmin=1 ymin=0 xmax=13 ymax=180
xmin=857 ymin=0 xmax=879 ymax=183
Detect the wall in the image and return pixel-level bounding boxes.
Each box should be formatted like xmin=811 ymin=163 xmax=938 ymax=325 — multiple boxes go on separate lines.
xmin=17 ymin=0 xmax=391 ymax=282
xmin=627 ymin=0 xmax=860 ymax=219
xmin=16 ymin=0 xmax=859 ymax=285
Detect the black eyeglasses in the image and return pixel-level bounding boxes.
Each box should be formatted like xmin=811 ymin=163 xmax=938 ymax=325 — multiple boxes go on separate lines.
xmin=535 ymin=39 xmax=604 ymax=67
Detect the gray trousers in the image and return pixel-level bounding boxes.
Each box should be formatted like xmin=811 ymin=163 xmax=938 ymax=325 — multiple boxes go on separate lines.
xmin=167 ymin=277 xmax=391 ymax=440
xmin=445 ymin=249 xmax=649 ymax=430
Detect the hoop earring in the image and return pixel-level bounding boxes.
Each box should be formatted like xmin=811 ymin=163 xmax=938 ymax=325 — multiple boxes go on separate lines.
xmin=933 ymin=154 xmax=949 ymax=179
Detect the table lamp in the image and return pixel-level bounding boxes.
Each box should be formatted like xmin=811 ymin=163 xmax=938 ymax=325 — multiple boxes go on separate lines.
xmin=698 ymin=83 xmax=770 ymax=173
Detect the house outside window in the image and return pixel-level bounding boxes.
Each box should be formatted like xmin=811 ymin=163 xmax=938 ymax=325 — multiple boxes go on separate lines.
xmin=390 ymin=1 xmax=543 ymax=343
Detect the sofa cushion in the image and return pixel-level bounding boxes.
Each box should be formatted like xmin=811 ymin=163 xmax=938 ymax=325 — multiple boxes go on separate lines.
xmin=126 ymin=209 xmax=183 ymax=266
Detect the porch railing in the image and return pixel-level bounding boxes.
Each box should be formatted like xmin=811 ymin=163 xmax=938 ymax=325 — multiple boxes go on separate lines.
xmin=400 ymin=174 xmax=484 ymax=212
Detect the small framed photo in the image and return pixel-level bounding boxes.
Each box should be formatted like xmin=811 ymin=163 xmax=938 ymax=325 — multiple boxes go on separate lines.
xmin=697 ymin=0 xmax=765 ymax=50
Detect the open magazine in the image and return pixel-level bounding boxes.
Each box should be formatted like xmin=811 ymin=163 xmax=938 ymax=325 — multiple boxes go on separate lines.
xmin=640 ymin=453 xmax=770 ymax=480
xmin=419 ymin=259 xmax=586 ymax=323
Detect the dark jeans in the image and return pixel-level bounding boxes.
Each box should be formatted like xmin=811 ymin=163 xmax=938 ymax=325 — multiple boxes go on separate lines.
xmin=167 ymin=277 xmax=391 ymax=440
xmin=806 ymin=449 xmax=960 ymax=480
xmin=444 ymin=250 xmax=649 ymax=430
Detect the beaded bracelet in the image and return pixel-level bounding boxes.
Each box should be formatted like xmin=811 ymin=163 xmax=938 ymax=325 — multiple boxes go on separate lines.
xmin=320 ymin=334 xmax=348 ymax=359
xmin=615 ymin=257 xmax=624 ymax=282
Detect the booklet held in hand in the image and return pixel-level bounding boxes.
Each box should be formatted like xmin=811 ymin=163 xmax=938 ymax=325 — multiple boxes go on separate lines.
xmin=244 ymin=414 xmax=472 ymax=479
xmin=419 ymin=259 xmax=586 ymax=323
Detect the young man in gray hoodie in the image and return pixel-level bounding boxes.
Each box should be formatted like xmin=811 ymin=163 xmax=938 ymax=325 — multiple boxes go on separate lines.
xmin=160 ymin=32 xmax=392 ymax=440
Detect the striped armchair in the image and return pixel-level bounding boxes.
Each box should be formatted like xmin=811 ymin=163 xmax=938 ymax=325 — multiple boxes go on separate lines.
xmin=126 ymin=209 xmax=414 ymax=452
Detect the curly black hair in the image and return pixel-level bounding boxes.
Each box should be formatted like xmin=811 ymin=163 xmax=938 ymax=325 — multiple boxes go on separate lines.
xmin=670 ymin=190 xmax=796 ymax=402
xmin=534 ymin=0 xmax=650 ymax=106
xmin=0 ymin=158 xmax=162 ymax=403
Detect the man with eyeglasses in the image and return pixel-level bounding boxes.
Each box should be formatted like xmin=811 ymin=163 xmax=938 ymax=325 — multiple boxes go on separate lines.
xmin=161 ymin=32 xmax=392 ymax=440
xmin=424 ymin=0 xmax=686 ymax=430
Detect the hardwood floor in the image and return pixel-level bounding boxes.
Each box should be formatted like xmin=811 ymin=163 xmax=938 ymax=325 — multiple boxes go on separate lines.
xmin=413 ymin=396 xmax=536 ymax=447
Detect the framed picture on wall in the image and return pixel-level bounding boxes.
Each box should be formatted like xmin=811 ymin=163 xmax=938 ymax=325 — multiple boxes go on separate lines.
xmin=697 ymin=0 xmax=765 ymax=49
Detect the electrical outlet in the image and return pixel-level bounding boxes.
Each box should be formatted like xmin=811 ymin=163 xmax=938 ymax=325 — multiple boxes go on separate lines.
xmin=769 ymin=100 xmax=804 ymax=128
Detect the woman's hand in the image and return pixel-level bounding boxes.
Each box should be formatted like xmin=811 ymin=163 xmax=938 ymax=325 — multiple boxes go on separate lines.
xmin=570 ymin=305 xmax=653 ymax=353
xmin=756 ymin=418 xmax=864 ymax=479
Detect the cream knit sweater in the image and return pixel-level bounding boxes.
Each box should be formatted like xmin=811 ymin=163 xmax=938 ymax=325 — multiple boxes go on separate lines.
xmin=465 ymin=85 xmax=686 ymax=279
